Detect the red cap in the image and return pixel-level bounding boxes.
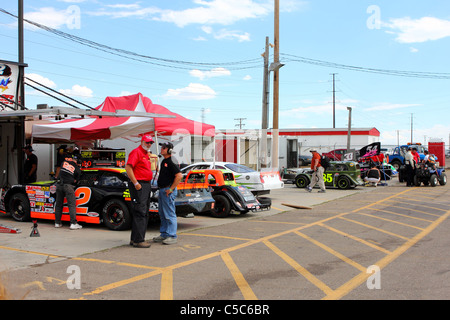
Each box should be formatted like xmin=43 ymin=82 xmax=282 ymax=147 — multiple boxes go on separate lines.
xmin=141 ymin=134 xmax=154 ymax=143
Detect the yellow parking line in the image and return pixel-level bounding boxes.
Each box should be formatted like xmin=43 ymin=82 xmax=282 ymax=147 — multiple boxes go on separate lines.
xmin=385 ymin=199 xmax=448 ymax=212
xmin=263 ymin=240 xmax=334 ymax=296
xmin=294 ymin=230 xmax=367 ymax=272
xmin=323 ymin=209 xmax=450 ymax=300
xmin=221 ymin=252 xmax=257 ymax=300
xmin=79 ymin=187 xmax=417 ymax=298
xmin=358 ymin=212 xmax=425 ymax=231
xmin=271 ymin=206 xmax=284 ymax=212
xmin=339 ymin=217 xmax=411 ymax=241
xmin=318 ymin=223 xmax=391 ymax=255
xmin=160 ymin=269 xmax=173 ymax=300
xmin=181 ymin=233 xmax=253 ymax=241
xmin=371 ymin=208 xmax=434 ymax=223
xmin=380 ymin=205 xmax=441 ymax=218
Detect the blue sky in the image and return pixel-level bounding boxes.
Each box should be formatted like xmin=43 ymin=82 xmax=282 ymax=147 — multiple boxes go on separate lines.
xmin=1 ymin=0 xmax=449 ymax=147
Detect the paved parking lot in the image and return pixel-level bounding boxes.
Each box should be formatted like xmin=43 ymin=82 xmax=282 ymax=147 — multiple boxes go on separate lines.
xmin=1 ymin=178 xmax=449 ymax=304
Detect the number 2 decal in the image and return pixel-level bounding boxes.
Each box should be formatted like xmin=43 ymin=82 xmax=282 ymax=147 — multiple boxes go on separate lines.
xmin=62 ymin=187 xmax=92 ymax=214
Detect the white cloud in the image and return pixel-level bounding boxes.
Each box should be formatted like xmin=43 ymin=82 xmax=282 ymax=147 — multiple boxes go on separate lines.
xmin=163 ymin=83 xmax=216 ymax=100
xmin=25 ymin=73 xmax=57 ymax=89
xmin=155 ymin=0 xmax=272 ymax=27
xmin=380 ymin=124 xmax=450 ymax=146
xmin=365 ymin=103 xmax=421 ymax=112
xmin=24 ymin=7 xmax=76 ymax=29
xmin=384 ymin=16 xmax=450 ymax=43
xmin=243 ymin=75 xmax=252 ymax=80
xmin=190 ymin=68 xmax=231 ymax=80
xmin=59 ymin=84 xmax=93 ymax=98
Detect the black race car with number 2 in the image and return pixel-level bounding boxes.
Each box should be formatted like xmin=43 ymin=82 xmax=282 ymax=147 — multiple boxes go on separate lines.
xmin=0 ymin=167 xmax=214 ymax=231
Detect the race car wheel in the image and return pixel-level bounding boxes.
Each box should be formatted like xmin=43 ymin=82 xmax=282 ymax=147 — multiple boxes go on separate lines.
xmin=295 ymin=175 xmax=310 ymax=188
xmin=9 ymin=193 xmax=31 ymax=222
xmin=102 ymin=199 xmax=131 ymax=230
xmin=439 ymin=173 xmax=447 ymax=186
xmin=337 ymin=176 xmax=351 ymax=189
xmin=211 ymin=195 xmax=231 ymax=218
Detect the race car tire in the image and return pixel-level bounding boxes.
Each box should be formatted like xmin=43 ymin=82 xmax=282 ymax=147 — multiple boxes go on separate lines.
xmin=439 ymin=173 xmax=447 ymax=186
xmin=337 ymin=176 xmax=351 ymax=189
xmin=295 ymin=175 xmax=310 ymax=188
xmin=9 ymin=193 xmax=31 ymax=222
xmin=211 ymin=195 xmax=231 ymax=218
xmin=102 ymin=199 xmax=131 ymax=230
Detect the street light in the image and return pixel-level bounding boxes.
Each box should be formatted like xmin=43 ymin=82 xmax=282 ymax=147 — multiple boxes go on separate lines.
xmin=346 ymin=107 xmax=352 ymax=153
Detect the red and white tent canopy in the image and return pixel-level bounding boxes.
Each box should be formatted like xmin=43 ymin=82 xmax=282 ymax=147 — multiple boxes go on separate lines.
xmin=32 ymin=93 xmax=215 ymax=143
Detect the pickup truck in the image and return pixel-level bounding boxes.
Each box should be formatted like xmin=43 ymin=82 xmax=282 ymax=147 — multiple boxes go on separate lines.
xmin=388 ymin=144 xmax=427 ymax=171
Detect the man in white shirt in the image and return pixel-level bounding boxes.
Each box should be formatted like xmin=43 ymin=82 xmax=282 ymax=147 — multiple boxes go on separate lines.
xmin=404 ymin=148 xmax=415 ymax=187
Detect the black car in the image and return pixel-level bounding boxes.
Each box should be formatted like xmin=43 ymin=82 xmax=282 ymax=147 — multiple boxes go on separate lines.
xmin=0 ymin=167 xmax=215 ymax=231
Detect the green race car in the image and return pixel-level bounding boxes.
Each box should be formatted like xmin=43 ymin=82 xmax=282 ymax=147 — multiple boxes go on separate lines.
xmin=290 ymin=161 xmax=364 ymax=189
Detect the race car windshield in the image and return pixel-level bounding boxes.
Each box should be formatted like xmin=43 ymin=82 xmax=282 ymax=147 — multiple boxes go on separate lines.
xmin=224 ymin=164 xmax=255 ymax=173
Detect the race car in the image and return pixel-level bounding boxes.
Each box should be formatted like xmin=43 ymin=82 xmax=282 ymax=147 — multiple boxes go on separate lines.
xmin=181 ymin=169 xmax=271 ymax=218
xmin=0 ymin=167 xmax=215 ymax=231
xmin=180 ymin=161 xmax=284 ymax=195
xmin=288 ymin=161 xmax=364 ymax=189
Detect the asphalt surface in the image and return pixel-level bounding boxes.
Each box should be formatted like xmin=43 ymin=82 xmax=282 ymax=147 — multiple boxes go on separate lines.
xmin=1 ymin=177 xmax=449 ymax=305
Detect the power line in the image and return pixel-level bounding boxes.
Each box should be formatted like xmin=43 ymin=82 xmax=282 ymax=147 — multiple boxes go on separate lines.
xmin=281 ymin=53 xmax=450 ymax=80
xmin=0 ymin=8 xmax=262 ymax=71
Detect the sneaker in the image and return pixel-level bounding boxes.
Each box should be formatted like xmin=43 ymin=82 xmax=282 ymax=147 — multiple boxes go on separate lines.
xmin=55 ymin=223 xmax=62 ymax=228
xmin=69 ymin=223 xmax=82 ymax=230
xmin=306 ymin=187 xmax=312 ymax=193
xmin=133 ymin=241 xmax=151 ymax=248
xmin=162 ymin=237 xmax=177 ymax=245
xmin=318 ymin=189 xmax=326 ymax=193
xmin=153 ymin=235 xmax=167 ymax=243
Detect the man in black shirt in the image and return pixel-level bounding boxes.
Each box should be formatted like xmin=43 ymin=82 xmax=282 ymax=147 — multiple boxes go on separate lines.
xmin=54 ymin=154 xmax=82 ymax=230
xmin=153 ymin=142 xmax=182 ymax=245
xmin=23 ymin=145 xmax=38 ymax=183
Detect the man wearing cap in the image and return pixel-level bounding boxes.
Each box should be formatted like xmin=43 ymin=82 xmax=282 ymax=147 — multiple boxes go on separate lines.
xmin=125 ymin=134 xmax=154 ymax=248
xmin=153 ymin=141 xmax=182 ymax=245
xmin=306 ymin=148 xmax=326 ymax=193
xmin=23 ymin=145 xmax=38 ymax=183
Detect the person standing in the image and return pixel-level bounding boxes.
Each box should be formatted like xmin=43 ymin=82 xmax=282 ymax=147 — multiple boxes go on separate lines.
xmin=306 ymin=148 xmax=326 ymax=193
xmin=404 ymin=148 xmax=415 ymax=187
xmin=54 ymin=154 xmax=82 ymax=230
xmin=23 ymin=145 xmax=38 ymax=183
xmin=125 ymin=134 xmax=154 ymax=248
xmin=153 ymin=141 xmax=182 ymax=245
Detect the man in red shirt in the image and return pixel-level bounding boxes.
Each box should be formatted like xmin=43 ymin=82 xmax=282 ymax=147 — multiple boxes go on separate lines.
xmin=306 ymin=148 xmax=326 ymax=193
xmin=125 ymin=134 xmax=154 ymax=248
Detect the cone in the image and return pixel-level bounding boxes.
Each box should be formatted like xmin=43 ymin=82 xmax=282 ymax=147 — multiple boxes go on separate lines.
xmin=30 ymin=220 xmax=40 ymax=237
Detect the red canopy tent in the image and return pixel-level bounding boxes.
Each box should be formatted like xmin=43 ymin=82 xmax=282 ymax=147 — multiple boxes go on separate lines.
xmin=32 ymin=93 xmax=215 ymax=143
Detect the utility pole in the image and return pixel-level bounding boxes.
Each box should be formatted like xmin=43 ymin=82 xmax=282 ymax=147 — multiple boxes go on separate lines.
xmin=346 ymin=107 xmax=352 ymax=153
xmin=234 ymin=118 xmax=246 ymax=130
xmin=260 ymin=37 xmax=270 ymax=168
xmin=331 ymin=73 xmax=337 ymax=128
xmin=272 ymin=0 xmax=280 ymax=170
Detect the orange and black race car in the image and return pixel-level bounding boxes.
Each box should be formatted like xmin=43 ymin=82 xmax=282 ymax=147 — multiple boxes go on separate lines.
xmin=0 ymin=167 xmax=215 ymax=231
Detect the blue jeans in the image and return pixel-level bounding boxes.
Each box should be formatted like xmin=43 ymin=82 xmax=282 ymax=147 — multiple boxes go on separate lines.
xmin=158 ymin=187 xmax=177 ymax=238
